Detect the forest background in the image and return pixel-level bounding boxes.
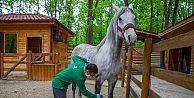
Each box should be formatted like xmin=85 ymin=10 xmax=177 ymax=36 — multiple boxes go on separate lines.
xmin=1 ymin=0 xmax=194 ymax=48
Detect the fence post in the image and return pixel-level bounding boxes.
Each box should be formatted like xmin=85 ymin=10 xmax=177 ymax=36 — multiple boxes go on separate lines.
xmin=121 ymin=50 xmax=127 ymax=87
xmin=28 ymin=51 xmax=32 ymax=80
xmin=0 ymin=53 xmax=3 ymax=78
xmin=55 ymin=53 xmax=59 ymax=75
xmin=126 ymin=46 xmax=133 ymax=98
xmin=141 ymin=38 xmax=152 ymax=98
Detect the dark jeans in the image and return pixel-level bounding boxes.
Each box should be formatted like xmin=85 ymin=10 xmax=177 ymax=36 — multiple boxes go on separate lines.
xmin=52 ymin=87 xmax=67 ymax=98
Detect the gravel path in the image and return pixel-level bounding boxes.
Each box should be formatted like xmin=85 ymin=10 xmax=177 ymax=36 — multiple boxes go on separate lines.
xmin=0 ymin=79 xmax=128 ymax=98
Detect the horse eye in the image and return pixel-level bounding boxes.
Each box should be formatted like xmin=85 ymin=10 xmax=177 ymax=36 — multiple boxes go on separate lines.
xmin=119 ymin=17 xmax=122 ymax=21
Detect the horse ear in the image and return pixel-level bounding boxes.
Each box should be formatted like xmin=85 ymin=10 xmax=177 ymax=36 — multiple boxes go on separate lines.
xmin=113 ymin=4 xmax=119 ymax=12
xmin=128 ymin=4 xmax=133 ymax=10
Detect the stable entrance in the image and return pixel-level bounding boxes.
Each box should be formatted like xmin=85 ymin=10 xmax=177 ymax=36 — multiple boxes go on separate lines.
xmin=27 ymin=37 xmax=42 ymax=53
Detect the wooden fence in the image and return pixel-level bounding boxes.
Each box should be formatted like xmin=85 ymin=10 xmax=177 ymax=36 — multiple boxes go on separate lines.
xmin=121 ymin=30 xmax=194 ymax=98
xmin=0 ymin=51 xmax=71 ymax=81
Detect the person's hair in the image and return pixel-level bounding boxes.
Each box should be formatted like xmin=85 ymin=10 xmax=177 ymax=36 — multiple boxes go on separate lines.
xmin=85 ymin=63 xmax=98 ymax=73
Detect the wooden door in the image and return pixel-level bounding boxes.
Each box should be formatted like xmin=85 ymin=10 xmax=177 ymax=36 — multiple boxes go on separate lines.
xmin=167 ymin=49 xmax=182 ymax=71
xmin=27 ymin=37 xmax=42 ymax=53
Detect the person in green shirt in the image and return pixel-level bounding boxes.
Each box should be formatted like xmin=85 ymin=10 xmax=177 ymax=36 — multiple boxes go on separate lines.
xmin=52 ymin=55 xmax=103 ymax=98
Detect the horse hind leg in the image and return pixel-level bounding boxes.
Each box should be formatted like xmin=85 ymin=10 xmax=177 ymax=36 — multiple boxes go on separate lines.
xmin=72 ymin=83 xmax=76 ymax=98
xmin=72 ymin=83 xmax=82 ymax=98
xmin=108 ymin=78 xmax=117 ymax=98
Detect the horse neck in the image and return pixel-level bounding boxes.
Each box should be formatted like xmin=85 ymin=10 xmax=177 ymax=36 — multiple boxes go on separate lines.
xmin=97 ymin=18 xmax=123 ymax=58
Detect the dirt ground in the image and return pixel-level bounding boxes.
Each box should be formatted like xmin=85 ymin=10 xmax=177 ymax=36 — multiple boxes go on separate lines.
xmin=0 ymin=79 xmax=130 ymax=98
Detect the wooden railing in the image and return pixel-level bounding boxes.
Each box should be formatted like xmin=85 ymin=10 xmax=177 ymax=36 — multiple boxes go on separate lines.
xmin=0 ymin=51 xmax=71 ymax=80
xmin=121 ymin=30 xmax=194 ymax=98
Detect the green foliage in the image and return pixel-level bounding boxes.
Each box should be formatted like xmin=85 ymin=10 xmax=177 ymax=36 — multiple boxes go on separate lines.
xmin=1 ymin=0 xmax=193 ymax=47
xmin=5 ymin=34 xmax=17 ymax=53
xmin=134 ymin=40 xmax=145 ymax=48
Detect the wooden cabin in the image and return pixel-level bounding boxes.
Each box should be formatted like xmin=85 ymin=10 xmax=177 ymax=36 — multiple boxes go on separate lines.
xmin=0 ymin=14 xmax=75 ymax=80
xmin=0 ymin=13 xmax=75 ymax=54
xmin=159 ymin=14 xmax=194 ymax=74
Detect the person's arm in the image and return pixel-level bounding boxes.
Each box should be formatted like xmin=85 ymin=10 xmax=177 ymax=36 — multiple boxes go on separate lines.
xmin=76 ymin=80 xmax=97 ymax=98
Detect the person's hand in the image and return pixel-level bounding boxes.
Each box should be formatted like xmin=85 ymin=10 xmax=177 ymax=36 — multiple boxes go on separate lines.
xmin=97 ymin=94 xmax=103 ymax=98
xmin=86 ymin=55 xmax=91 ymax=62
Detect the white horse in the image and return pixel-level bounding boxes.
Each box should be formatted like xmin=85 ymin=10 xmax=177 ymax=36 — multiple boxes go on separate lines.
xmin=71 ymin=4 xmax=137 ymax=98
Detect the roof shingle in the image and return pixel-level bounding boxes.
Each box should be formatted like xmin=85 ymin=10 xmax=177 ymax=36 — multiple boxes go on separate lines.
xmin=0 ymin=13 xmax=75 ymax=36
xmin=0 ymin=13 xmax=55 ymax=21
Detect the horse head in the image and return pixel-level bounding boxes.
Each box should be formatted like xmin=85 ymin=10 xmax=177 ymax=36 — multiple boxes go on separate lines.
xmin=113 ymin=4 xmax=137 ymax=46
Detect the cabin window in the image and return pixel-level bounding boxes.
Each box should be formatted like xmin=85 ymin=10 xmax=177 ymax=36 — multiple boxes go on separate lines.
xmin=5 ymin=34 xmax=17 ymax=53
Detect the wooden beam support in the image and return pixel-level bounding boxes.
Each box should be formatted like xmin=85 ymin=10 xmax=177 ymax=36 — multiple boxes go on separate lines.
xmin=121 ymin=50 xmax=127 ymax=87
xmin=141 ymin=38 xmax=152 ymax=98
xmin=126 ymin=46 xmax=133 ymax=98
xmin=28 ymin=51 xmax=32 ymax=80
xmin=0 ymin=53 xmax=3 ymax=78
xmin=153 ymin=30 xmax=194 ymax=51
xmin=55 ymin=53 xmax=59 ymax=75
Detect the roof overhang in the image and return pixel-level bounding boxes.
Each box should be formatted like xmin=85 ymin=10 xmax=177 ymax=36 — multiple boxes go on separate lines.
xmin=136 ymin=28 xmax=161 ymax=43
xmin=159 ymin=14 xmax=194 ymax=38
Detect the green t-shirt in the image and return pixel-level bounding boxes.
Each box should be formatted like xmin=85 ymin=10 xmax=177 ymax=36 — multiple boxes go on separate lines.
xmin=52 ymin=56 xmax=97 ymax=98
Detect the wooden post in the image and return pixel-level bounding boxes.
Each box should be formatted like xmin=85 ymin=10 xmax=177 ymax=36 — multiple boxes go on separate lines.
xmin=28 ymin=51 xmax=32 ymax=80
xmin=55 ymin=53 xmax=59 ymax=75
xmin=141 ymin=38 xmax=152 ymax=98
xmin=0 ymin=53 xmax=4 ymax=78
xmin=27 ymin=53 xmax=29 ymax=79
xmin=42 ymin=53 xmax=45 ymax=63
xmin=126 ymin=46 xmax=133 ymax=98
xmin=160 ymin=51 xmax=165 ymax=69
xmin=53 ymin=53 xmax=56 ymax=64
xmin=121 ymin=50 xmax=127 ymax=87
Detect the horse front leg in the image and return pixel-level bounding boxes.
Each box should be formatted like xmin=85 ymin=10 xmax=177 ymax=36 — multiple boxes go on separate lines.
xmin=108 ymin=77 xmax=117 ymax=98
xmin=95 ymin=76 xmax=104 ymax=94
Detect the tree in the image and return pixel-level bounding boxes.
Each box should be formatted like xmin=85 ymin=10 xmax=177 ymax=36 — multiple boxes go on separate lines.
xmin=86 ymin=0 xmax=93 ymax=44
xmin=164 ymin=0 xmax=173 ymax=28
xmin=172 ymin=0 xmax=179 ymax=24
xmin=1 ymin=0 xmax=193 ymax=46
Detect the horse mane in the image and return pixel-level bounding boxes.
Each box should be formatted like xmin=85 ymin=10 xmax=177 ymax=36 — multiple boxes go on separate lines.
xmin=96 ymin=6 xmax=131 ymax=51
xmin=96 ymin=35 xmax=107 ymax=50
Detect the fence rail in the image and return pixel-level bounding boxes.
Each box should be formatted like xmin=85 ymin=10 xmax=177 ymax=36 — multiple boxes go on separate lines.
xmin=0 ymin=51 xmax=71 ymax=81
xmin=121 ymin=30 xmax=194 ymax=98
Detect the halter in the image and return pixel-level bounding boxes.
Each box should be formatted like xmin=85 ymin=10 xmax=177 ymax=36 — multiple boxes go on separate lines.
xmin=117 ymin=23 xmax=135 ymax=38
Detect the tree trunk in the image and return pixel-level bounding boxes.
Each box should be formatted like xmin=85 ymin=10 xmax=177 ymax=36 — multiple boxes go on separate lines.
xmin=164 ymin=0 xmax=173 ymax=28
xmin=172 ymin=0 xmax=179 ymax=24
xmin=150 ymin=0 xmax=153 ymax=31
xmin=193 ymin=0 xmax=194 ymax=14
xmin=124 ymin=0 xmax=129 ymax=6
xmin=66 ymin=0 xmax=71 ymax=28
xmin=54 ymin=0 xmax=57 ymax=18
xmin=50 ymin=0 xmax=53 ymax=17
xmin=37 ymin=0 xmax=40 ymax=14
xmin=86 ymin=0 xmax=93 ymax=45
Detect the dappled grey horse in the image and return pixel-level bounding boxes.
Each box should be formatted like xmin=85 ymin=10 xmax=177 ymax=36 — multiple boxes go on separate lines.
xmin=71 ymin=4 xmax=137 ymax=98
